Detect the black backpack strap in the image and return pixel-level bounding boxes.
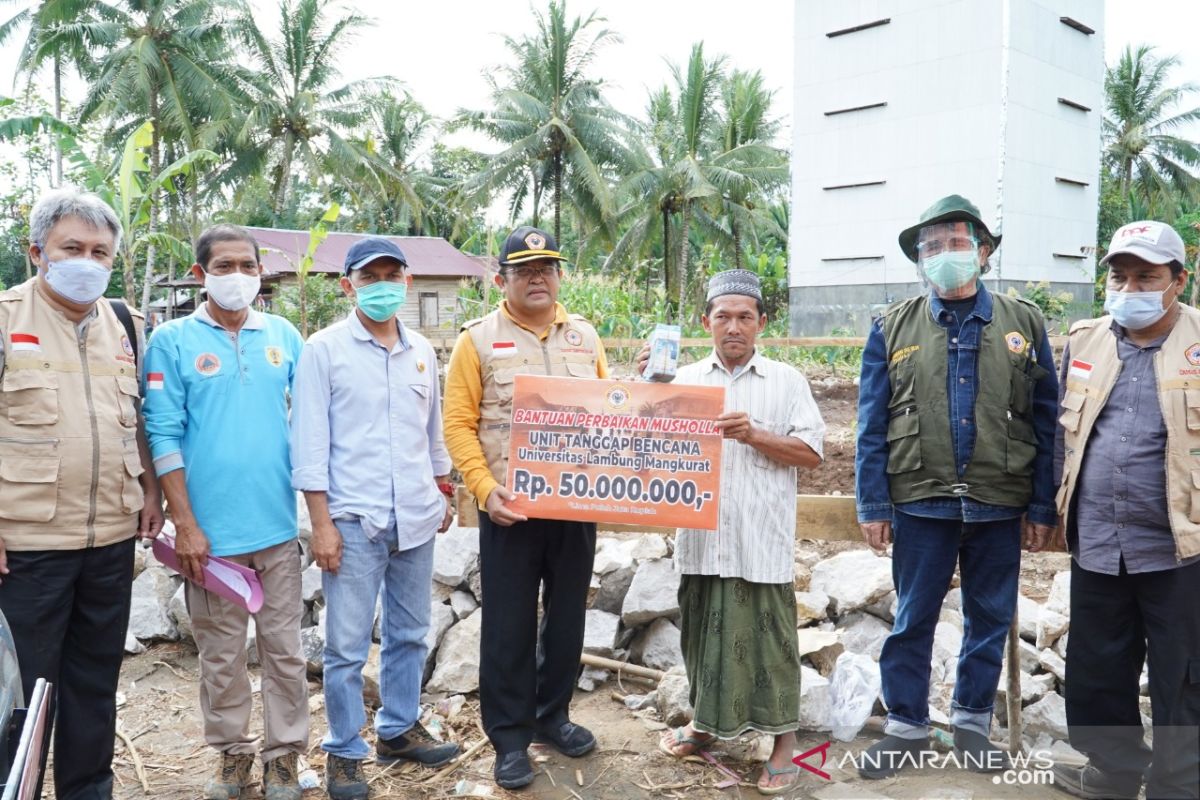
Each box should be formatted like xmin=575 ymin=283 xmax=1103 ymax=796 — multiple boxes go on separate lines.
xmin=108 ymin=299 xmax=138 ymax=368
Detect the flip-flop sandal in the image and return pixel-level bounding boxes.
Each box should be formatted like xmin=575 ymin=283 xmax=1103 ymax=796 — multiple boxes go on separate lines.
xmin=657 ymin=727 xmax=713 ymax=761
xmin=757 ymin=762 xmax=801 ymax=796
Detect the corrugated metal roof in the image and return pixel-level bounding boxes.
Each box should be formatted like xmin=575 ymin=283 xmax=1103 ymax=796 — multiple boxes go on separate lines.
xmin=245 ymin=227 xmax=486 ymax=279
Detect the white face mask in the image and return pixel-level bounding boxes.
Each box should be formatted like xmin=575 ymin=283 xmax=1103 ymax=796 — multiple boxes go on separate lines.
xmin=42 ymin=255 xmax=112 ymax=305
xmin=205 ymin=272 xmax=261 ymax=311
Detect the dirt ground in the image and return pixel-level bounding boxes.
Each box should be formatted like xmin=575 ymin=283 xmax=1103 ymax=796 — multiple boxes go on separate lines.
xmin=40 ymin=377 xmax=1069 ymax=799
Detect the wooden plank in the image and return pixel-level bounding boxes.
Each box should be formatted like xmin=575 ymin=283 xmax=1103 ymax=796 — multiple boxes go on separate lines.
xmin=457 ymin=489 xmax=860 ymax=541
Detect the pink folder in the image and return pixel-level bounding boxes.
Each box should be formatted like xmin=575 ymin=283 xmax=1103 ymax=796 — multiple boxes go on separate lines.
xmin=152 ymin=533 xmax=265 ymax=614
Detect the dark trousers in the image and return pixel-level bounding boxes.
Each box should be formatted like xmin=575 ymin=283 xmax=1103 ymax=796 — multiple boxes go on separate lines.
xmin=0 ymin=538 xmax=134 ymax=800
xmin=478 ymin=514 xmax=596 ymax=754
xmin=880 ymin=511 xmax=1021 ymax=733
xmin=1065 ymin=558 xmax=1200 ymax=799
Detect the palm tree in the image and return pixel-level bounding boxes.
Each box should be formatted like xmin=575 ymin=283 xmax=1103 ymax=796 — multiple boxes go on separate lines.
xmin=0 ymin=0 xmax=96 ymax=183
xmin=357 ymin=91 xmax=439 ymax=234
xmin=1104 ymin=44 xmax=1200 ymax=219
xmin=710 ymin=69 xmax=788 ymax=269
xmin=71 ymin=0 xmax=239 ymax=317
xmin=455 ymin=0 xmax=631 ymax=242
xmin=231 ymin=0 xmax=386 ymax=215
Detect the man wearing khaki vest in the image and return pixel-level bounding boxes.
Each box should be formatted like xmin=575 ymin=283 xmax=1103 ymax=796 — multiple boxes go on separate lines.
xmin=854 ymin=195 xmax=1059 ymax=778
xmin=443 ymin=226 xmax=607 ymax=790
xmin=1052 ymin=221 xmax=1200 ymax=800
xmin=0 ymin=187 xmax=163 ymax=799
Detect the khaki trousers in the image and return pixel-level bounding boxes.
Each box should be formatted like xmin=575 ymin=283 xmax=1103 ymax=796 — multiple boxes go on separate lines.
xmin=186 ymin=538 xmax=309 ymax=760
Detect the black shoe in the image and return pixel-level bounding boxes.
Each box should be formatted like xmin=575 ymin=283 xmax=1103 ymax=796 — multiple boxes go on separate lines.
xmin=857 ymin=735 xmax=929 ymax=780
xmin=376 ymin=723 xmax=461 ymax=767
xmin=325 ymin=754 xmax=368 ymax=800
xmin=952 ymin=728 xmax=1010 ymax=773
xmin=1050 ymin=763 xmax=1141 ymax=799
xmin=533 ymin=721 xmax=596 ymax=757
xmin=494 ymin=750 xmax=536 ymax=790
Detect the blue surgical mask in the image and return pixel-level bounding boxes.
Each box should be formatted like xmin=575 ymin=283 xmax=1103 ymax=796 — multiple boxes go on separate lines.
xmin=920 ymin=250 xmax=980 ymax=292
xmin=355 ymin=281 xmax=408 ymax=322
xmin=1104 ymin=285 xmax=1173 ymax=330
xmin=42 ymin=254 xmax=113 ymax=304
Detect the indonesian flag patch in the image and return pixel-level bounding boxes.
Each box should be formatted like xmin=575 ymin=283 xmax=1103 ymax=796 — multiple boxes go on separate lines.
xmin=1068 ymin=359 xmax=1093 ymax=381
xmin=10 ymin=333 xmax=40 ymax=352
xmin=146 ymin=372 xmax=165 ymax=391
xmin=492 ymin=341 xmax=518 ymax=358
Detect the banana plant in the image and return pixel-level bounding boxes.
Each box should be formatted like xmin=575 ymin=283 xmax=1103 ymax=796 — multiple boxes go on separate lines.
xmin=296 ymin=202 xmax=341 ymax=336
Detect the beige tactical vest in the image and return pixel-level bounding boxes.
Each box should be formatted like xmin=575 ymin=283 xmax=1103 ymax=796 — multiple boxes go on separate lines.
xmin=465 ymin=304 xmax=602 ymax=487
xmin=0 ymin=278 xmax=145 ymax=550
xmin=1057 ymin=304 xmax=1200 ymax=560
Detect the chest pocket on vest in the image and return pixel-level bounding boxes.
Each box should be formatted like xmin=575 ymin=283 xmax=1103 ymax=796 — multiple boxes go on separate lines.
xmin=116 ymin=375 xmax=140 ymax=428
xmin=0 ymin=454 xmax=60 ymax=522
xmin=1008 ymin=351 xmax=1048 ymax=419
xmin=1006 ymin=413 xmax=1038 ymax=476
xmin=1186 ymin=390 xmax=1200 ymax=431
xmin=1059 ymin=391 xmax=1085 ymax=433
xmin=886 ymin=408 xmax=921 ymax=474
xmin=563 ymin=361 xmax=594 ymax=378
xmin=2 ymin=369 xmax=59 ymax=425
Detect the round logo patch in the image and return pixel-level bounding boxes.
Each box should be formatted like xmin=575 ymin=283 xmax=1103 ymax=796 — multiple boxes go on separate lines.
xmin=265 ymin=346 xmax=283 ymax=367
xmin=565 ymin=329 xmax=583 ymax=346
xmin=194 ymin=353 xmax=222 ymax=376
xmin=524 ymin=231 xmax=546 ymax=250
xmin=605 ymin=384 xmax=631 ymax=411
xmin=1005 ymin=331 xmax=1028 ymax=354
xmin=120 ymin=335 xmax=134 ymax=357
xmin=1187 ymin=343 xmax=1200 ymax=366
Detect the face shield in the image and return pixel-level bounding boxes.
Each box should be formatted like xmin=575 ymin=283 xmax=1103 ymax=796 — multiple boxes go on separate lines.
xmin=915 ymin=222 xmax=984 ymax=292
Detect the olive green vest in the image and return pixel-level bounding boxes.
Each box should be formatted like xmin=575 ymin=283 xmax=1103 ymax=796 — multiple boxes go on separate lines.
xmin=880 ymin=291 xmax=1048 ymax=508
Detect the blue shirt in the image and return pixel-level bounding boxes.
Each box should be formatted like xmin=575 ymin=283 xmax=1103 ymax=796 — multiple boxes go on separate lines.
xmin=142 ymin=303 xmax=304 ymax=556
xmin=855 ymin=283 xmax=1059 ymax=526
xmin=290 ymin=312 xmax=451 ymax=550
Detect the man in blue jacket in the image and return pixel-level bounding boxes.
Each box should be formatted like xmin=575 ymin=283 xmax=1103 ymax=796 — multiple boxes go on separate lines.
xmin=854 ymin=196 xmax=1058 ymax=778
xmin=142 ymin=224 xmax=307 ymax=800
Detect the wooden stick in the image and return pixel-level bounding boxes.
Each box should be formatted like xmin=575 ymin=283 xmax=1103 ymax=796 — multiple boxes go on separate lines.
xmin=579 ymin=654 xmax=665 ymax=682
xmin=1006 ymin=615 xmax=1023 ymax=757
xmin=115 ymin=723 xmax=150 ymax=793
xmin=421 ymin=721 xmax=493 ymax=785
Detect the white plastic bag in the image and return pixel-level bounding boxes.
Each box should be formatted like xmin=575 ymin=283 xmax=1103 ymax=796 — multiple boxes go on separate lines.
xmin=828 ymin=651 xmax=882 ymax=741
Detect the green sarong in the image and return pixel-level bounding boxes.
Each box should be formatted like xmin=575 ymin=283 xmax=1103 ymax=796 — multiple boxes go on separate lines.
xmin=678 ymin=575 xmax=801 ymax=738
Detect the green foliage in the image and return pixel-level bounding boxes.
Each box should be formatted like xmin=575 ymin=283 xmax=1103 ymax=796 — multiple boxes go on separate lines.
xmin=1008 ymin=281 xmax=1074 ymax=321
xmin=273 ymin=275 xmax=351 ymax=334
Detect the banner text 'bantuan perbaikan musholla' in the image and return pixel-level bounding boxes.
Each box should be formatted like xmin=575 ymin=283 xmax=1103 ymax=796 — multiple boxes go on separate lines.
xmin=505 ymin=375 xmax=725 ymax=529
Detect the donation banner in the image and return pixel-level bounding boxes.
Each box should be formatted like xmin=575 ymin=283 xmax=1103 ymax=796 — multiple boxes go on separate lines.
xmin=505 ymin=375 xmax=725 ymax=529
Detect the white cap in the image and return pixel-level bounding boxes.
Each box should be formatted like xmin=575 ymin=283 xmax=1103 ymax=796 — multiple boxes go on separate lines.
xmin=1100 ymin=221 xmax=1186 ymax=268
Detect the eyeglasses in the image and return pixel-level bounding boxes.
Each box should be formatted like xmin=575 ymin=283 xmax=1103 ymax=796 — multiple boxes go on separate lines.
xmin=915 ymin=237 xmax=978 ymax=258
xmin=504 ymin=264 xmax=561 ymax=281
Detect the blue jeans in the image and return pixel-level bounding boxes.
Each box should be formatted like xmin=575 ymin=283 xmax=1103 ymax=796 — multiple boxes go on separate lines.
xmin=322 ymin=517 xmax=435 ymax=759
xmin=880 ymin=510 xmax=1021 ymax=739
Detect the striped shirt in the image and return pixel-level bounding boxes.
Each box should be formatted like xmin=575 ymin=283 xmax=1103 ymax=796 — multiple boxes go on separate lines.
xmin=673 ymin=350 xmax=826 ymax=584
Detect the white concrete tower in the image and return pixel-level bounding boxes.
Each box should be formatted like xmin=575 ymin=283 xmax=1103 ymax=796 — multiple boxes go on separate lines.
xmin=789 ymin=0 xmax=1104 ymax=334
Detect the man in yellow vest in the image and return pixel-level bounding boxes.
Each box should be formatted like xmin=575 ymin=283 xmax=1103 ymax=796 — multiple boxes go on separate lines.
xmin=1052 ymin=220 xmax=1200 ymax=800
xmin=0 ymin=187 xmax=163 ymax=799
xmin=443 ymin=226 xmax=607 ymax=790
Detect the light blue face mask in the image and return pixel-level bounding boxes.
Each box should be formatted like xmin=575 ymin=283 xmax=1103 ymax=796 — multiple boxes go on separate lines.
xmin=920 ymin=250 xmax=980 ymax=292
xmin=40 ymin=250 xmax=112 ymax=305
xmin=355 ymin=281 xmax=408 ymax=322
xmin=1104 ymin=285 xmax=1173 ymax=330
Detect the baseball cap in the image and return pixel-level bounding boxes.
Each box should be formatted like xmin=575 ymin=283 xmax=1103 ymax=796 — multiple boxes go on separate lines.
xmin=499 ymin=226 xmax=567 ymax=266
xmin=344 ymin=236 xmax=408 ymax=275
xmin=1099 ymin=221 xmax=1186 ymax=268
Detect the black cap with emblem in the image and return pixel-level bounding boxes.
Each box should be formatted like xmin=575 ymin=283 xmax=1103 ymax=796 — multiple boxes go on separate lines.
xmin=499 ymin=226 xmax=567 ymax=266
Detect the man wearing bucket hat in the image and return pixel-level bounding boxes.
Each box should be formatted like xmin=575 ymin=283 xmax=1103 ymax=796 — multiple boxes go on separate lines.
xmin=443 ymin=226 xmax=608 ymax=790
xmin=291 ymin=236 xmax=460 ymax=798
xmin=1051 ymin=220 xmax=1200 ymax=800
xmin=854 ymin=195 xmax=1059 ymax=777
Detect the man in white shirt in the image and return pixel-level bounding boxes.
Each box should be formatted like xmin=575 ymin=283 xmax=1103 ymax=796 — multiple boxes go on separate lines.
xmin=642 ymin=270 xmax=826 ymax=795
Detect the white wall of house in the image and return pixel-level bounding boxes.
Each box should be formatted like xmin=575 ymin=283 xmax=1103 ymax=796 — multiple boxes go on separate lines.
xmin=402 ymin=277 xmax=472 ymax=334
xmin=789 ymin=0 xmax=1103 ymax=334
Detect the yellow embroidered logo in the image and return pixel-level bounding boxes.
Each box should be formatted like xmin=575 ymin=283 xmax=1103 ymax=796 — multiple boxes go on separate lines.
xmin=265 ymin=346 xmax=284 ymax=367
xmin=890 ymin=345 xmax=920 ymax=364
xmin=1005 ymin=331 xmax=1028 ymax=354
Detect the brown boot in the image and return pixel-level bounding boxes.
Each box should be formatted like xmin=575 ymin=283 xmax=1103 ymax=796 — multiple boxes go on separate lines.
xmin=202 ymin=752 xmax=255 ymax=800
xmin=262 ymin=752 xmax=302 ymax=800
